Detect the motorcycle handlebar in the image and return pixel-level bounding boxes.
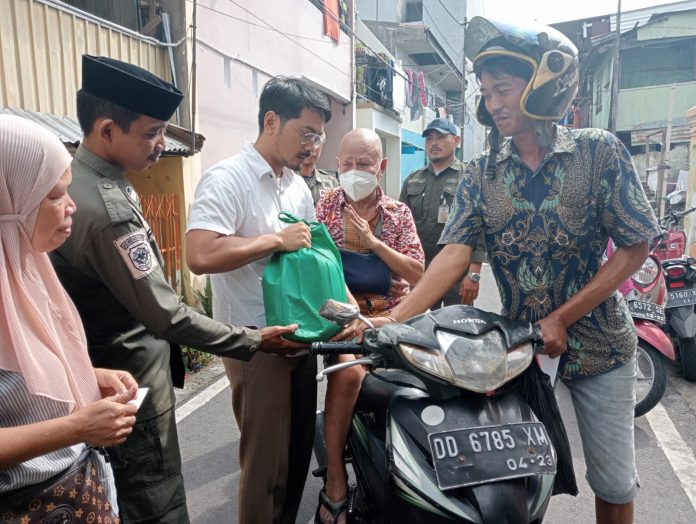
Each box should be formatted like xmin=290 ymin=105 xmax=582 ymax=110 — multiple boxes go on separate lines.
xmin=311 ymin=341 xmax=364 ymax=355
xmin=662 ymin=207 xmax=696 ymax=229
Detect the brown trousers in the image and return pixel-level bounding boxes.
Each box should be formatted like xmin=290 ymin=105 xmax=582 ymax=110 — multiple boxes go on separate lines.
xmin=224 ymin=352 xmax=317 ymax=524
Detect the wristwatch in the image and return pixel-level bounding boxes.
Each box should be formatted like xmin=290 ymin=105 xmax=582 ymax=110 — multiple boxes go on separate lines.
xmin=468 ymin=272 xmax=481 ymax=283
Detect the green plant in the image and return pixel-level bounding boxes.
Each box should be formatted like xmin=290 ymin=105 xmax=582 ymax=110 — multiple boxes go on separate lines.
xmin=181 ymin=276 xmax=215 ymax=374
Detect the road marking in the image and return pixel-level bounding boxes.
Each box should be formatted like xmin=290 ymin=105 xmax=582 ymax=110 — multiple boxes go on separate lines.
xmin=645 ymin=402 xmax=696 ymax=512
xmin=176 ymin=375 xmax=229 ymax=424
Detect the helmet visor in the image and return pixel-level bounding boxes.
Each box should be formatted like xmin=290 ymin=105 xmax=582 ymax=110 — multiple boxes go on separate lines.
xmin=466 ymin=17 xmax=546 ymax=63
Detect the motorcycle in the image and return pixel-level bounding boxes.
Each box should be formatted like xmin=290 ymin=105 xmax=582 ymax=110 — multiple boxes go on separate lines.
xmin=656 ymin=202 xmax=696 ymax=380
xmin=311 ymin=300 xmax=557 ymax=523
xmin=605 ymin=240 xmax=674 ymax=417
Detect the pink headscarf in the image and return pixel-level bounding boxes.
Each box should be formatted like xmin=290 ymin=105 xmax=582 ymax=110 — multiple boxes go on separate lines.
xmin=0 ymin=115 xmax=100 ymax=410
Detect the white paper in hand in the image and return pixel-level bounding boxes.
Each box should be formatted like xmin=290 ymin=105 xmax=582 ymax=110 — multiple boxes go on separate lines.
xmin=536 ymin=355 xmax=561 ymax=384
xmin=128 ymin=387 xmax=149 ymax=410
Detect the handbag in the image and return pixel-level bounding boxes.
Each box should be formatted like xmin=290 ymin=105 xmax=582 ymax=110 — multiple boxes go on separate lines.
xmin=338 ymin=250 xmax=392 ymax=296
xmin=262 ymin=212 xmax=347 ymax=343
xmin=0 ymin=448 xmax=120 ymax=524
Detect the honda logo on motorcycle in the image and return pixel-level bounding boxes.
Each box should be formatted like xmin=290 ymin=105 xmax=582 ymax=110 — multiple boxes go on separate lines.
xmin=453 ymin=318 xmax=486 ymax=324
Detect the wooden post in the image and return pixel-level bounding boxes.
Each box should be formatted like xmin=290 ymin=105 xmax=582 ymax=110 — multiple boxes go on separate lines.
xmin=657 ymin=128 xmax=668 ymax=219
xmin=657 ymin=84 xmax=677 ymax=218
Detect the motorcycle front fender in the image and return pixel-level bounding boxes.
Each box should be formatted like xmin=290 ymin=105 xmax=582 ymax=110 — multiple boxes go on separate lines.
xmin=668 ymin=305 xmax=696 ymax=338
xmin=634 ymin=320 xmax=675 ymax=360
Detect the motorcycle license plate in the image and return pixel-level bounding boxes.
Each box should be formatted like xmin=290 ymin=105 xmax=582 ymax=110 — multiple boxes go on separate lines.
xmin=428 ymin=422 xmax=556 ymax=491
xmin=667 ymin=287 xmax=696 ymax=308
xmin=628 ymin=300 xmax=665 ymax=323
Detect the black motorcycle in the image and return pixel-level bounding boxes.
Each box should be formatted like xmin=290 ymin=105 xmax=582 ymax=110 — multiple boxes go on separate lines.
xmin=312 ymin=301 xmax=557 ymax=523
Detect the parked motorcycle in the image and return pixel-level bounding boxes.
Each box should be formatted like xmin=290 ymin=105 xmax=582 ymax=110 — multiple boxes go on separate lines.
xmin=311 ymin=300 xmax=556 ymax=523
xmin=605 ymin=240 xmax=674 ymax=417
xmin=655 ymin=203 xmax=696 ymax=380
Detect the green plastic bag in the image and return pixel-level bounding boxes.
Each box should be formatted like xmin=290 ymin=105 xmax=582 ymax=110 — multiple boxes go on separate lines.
xmin=262 ymin=212 xmax=347 ymax=343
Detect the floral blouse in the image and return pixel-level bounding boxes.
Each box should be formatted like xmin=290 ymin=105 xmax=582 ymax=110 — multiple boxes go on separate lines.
xmin=316 ymin=186 xmax=424 ymax=316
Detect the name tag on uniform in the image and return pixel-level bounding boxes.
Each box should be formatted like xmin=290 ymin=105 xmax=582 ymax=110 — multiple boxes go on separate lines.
xmin=114 ymin=229 xmax=159 ymax=280
xmin=438 ymin=204 xmax=450 ymax=224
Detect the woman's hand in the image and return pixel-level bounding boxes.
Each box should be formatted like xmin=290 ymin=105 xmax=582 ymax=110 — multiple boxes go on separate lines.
xmin=345 ymin=205 xmax=378 ymax=250
xmin=71 ymin=393 xmax=138 ymax=447
xmin=389 ymin=278 xmax=409 ymax=299
xmin=94 ymin=368 xmax=138 ymax=400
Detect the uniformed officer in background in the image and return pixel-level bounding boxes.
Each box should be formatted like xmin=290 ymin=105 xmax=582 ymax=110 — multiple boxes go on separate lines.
xmin=51 ymin=55 xmax=303 ymax=524
xmin=296 ymin=143 xmax=338 ymax=205
xmin=399 ymin=118 xmax=486 ymax=307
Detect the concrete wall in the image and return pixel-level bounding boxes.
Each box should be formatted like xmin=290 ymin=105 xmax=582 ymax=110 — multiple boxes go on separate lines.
xmin=356 ymin=0 xmax=404 ymax=23
xmin=356 ymin=101 xmax=402 ymax=198
xmin=195 ymin=0 xmax=354 ymax=171
xmin=422 ymin=0 xmax=465 ymax=68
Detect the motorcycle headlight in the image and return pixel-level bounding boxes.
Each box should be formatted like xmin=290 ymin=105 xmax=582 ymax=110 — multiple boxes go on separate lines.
xmin=399 ymin=343 xmax=454 ymax=382
xmin=632 ymin=257 xmax=659 ymax=286
xmin=398 ymin=329 xmax=534 ymax=393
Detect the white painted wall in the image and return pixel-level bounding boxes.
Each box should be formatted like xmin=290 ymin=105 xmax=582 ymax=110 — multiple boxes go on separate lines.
xmin=196 ymin=0 xmax=354 ymax=170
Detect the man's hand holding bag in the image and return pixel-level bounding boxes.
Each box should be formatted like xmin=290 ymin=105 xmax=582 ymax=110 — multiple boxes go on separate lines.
xmin=262 ymin=212 xmax=347 ymax=343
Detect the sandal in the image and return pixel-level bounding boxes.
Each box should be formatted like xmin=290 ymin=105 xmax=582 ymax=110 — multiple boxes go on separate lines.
xmin=314 ymin=489 xmax=348 ymax=524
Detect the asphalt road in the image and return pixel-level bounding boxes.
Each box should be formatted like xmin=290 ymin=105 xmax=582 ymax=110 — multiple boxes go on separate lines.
xmin=177 ymin=264 xmax=696 ymax=523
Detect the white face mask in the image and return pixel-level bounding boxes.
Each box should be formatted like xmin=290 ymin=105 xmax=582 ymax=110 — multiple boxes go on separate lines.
xmin=339 ymin=170 xmax=378 ymax=202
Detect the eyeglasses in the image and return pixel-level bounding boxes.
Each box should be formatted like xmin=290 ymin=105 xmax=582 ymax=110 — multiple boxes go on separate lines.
xmin=296 ymin=128 xmax=326 ymax=148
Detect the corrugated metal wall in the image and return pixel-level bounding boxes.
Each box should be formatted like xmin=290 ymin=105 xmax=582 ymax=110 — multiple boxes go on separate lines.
xmin=617 ymin=82 xmax=696 ymax=132
xmin=0 ymin=0 xmax=169 ymax=118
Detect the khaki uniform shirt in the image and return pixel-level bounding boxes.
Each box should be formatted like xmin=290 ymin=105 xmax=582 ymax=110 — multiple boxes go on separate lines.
xmin=400 ymin=159 xmax=486 ymax=264
xmin=302 ymin=168 xmax=338 ymax=205
xmin=51 ymin=145 xmax=261 ymax=420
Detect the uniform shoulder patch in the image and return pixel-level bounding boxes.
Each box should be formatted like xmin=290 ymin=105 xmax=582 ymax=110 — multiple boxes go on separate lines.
xmin=113 ymin=229 xmax=158 ymax=279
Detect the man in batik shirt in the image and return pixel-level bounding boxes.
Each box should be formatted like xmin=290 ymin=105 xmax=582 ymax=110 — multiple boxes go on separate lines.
xmin=372 ymin=17 xmax=660 ymax=524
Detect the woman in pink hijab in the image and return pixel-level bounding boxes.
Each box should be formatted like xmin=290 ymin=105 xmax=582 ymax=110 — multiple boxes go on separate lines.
xmin=0 ymin=115 xmax=138 ymax=521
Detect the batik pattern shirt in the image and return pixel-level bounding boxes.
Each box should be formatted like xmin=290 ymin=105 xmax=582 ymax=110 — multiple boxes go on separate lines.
xmin=316 ymin=186 xmax=424 ymax=314
xmin=440 ymin=126 xmax=661 ymax=379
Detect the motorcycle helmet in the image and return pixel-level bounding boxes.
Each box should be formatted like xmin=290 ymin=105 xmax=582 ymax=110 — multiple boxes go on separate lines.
xmin=465 ymin=16 xmax=579 ymax=126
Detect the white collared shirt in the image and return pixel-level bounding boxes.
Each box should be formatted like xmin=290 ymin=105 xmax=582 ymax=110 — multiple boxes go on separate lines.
xmin=187 ymin=142 xmax=316 ymax=327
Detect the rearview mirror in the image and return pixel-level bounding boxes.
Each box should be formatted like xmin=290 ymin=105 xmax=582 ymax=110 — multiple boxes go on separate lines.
xmin=666 ymin=189 xmax=686 ymax=205
xmin=319 ymin=300 xmax=360 ymax=326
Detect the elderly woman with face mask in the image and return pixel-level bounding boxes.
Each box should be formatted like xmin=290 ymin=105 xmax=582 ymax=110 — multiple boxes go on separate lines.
xmin=314 ymin=128 xmax=424 ymax=523
xmin=0 ymin=115 xmax=138 ymax=523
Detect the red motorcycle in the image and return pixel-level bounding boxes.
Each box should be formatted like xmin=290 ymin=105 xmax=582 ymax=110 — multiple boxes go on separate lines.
xmin=606 ymin=240 xmax=674 ymax=417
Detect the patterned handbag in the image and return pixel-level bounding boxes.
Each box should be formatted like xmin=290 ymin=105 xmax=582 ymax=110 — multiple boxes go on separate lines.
xmin=0 ymin=448 xmax=120 ymax=524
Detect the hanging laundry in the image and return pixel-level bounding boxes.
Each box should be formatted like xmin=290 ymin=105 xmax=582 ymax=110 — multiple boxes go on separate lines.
xmin=418 ymin=72 xmax=428 ymax=107
xmin=324 ymin=0 xmax=340 ymax=42
xmin=365 ymin=55 xmax=394 ymax=109
xmin=411 ymin=73 xmax=423 ymax=121
xmin=404 ymin=69 xmax=413 ymax=108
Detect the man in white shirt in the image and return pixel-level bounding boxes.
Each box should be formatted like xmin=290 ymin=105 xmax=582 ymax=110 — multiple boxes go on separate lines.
xmin=186 ymin=77 xmax=332 ymax=524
